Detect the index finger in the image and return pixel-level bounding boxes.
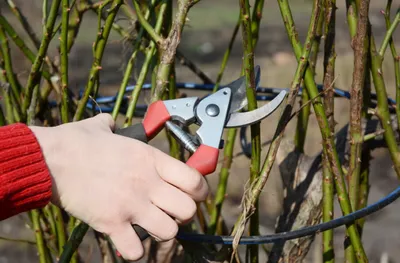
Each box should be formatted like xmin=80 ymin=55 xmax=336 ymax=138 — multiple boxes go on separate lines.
xmin=153 ymin=148 xmax=209 ymax=202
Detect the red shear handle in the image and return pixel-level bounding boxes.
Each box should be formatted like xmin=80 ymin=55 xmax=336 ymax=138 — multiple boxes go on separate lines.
xmin=186 ymin=145 xmax=219 ymax=176
xmin=143 ymin=101 xmax=171 ymax=140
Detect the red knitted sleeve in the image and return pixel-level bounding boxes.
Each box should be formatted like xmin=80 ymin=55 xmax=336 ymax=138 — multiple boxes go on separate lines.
xmin=0 ymin=123 xmax=52 ymax=220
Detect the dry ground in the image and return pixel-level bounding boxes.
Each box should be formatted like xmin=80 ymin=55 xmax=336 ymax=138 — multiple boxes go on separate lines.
xmin=1 ymin=1 xmax=400 ymax=262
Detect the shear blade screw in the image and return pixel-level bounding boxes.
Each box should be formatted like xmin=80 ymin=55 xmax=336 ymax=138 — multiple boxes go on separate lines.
xmin=206 ymin=104 xmax=220 ymax=117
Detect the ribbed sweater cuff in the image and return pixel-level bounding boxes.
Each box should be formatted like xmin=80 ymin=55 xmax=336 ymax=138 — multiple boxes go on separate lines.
xmin=0 ymin=123 xmax=52 ymax=220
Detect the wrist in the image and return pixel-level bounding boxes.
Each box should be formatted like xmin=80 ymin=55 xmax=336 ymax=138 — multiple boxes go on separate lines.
xmin=28 ymin=125 xmax=62 ymax=205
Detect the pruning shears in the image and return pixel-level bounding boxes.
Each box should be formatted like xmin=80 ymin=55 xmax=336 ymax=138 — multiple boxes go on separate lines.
xmin=114 ymin=66 xmax=287 ymax=240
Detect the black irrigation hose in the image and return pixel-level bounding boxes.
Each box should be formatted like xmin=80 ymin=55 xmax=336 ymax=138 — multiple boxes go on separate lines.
xmin=176 ymin=185 xmax=400 ymax=244
xmin=240 ymin=126 xmax=252 ymax=158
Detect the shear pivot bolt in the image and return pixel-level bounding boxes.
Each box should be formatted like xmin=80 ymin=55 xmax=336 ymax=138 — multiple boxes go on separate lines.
xmin=206 ymin=104 xmax=220 ymax=117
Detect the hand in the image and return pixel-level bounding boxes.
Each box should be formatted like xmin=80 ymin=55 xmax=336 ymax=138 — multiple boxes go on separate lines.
xmin=29 ymin=114 xmax=209 ymax=260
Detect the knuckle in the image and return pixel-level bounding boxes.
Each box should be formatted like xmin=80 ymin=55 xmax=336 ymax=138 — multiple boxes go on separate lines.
xmin=186 ymin=172 xmax=204 ymax=192
xmin=97 ymin=113 xmax=115 ymax=128
xmin=97 ymin=112 xmax=111 ymax=121
xmin=162 ymin=220 xmax=179 ymax=240
xmin=199 ymin=183 xmax=209 ymax=200
xmin=181 ymin=199 xmax=197 ymax=221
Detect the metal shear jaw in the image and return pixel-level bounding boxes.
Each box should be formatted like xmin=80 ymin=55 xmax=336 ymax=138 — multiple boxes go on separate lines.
xmin=225 ymin=89 xmax=287 ymax=127
xmin=149 ymin=88 xmax=233 ymax=176
xmin=162 ymin=97 xmax=198 ymax=125
xmin=151 ymin=87 xmax=233 ymax=151
xmin=193 ymin=87 xmax=232 ymax=149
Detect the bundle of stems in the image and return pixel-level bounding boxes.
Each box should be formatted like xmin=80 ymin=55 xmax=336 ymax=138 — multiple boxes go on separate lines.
xmin=0 ymin=0 xmax=399 ymax=262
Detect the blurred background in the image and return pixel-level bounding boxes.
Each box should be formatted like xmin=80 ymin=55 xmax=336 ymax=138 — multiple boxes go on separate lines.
xmin=0 ymin=1 xmax=399 ymax=262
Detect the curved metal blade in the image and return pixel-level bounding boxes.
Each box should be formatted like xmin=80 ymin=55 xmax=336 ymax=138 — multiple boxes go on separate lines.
xmin=225 ymin=90 xmax=287 ymax=128
xmin=223 ymin=65 xmax=261 ymax=114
